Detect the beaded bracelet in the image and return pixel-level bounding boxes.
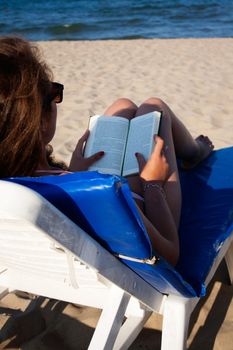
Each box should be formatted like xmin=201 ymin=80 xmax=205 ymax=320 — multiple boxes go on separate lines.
xmin=143 ymin=182 xmax=166 ymax=198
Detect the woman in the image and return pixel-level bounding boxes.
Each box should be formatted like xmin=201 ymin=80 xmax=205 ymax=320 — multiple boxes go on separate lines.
xmin=0 ymin=36 xmax=213 ymax=265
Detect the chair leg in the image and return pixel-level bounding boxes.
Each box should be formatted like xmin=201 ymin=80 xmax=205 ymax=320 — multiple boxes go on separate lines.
xmin=161 ymin=295 xmax=194 ymax=350
xmin=0 ymin=267 xmax=9 ymax=300
xmin=0 ymin=286 xmax=8 ymax=299
xmin=113 ymin=308 xmax=152 ymax=350
xmin=225 ymin=240 xmax=233 ymax=285
xmin=88 ymin=285 xmax=130 ymax=350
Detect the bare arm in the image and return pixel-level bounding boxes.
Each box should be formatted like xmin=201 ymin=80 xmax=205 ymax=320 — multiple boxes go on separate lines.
xmin=139 ymin=189 xmax=179 ymax=266
xmin=136 ymin=136 xmax=179 ymax=266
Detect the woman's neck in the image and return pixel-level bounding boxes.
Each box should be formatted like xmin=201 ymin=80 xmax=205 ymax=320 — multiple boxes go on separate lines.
xmin=35 ymin=144 xmax=52 ymax=172
xmin=37 ymin=156 xmax=50 ymax=171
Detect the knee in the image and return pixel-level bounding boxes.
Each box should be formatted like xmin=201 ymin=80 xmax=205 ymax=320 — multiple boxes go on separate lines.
xmin=104 ymin=98 xmax=138 ymax=119
xmin=143 ymin=97 xmax=171 ymax=124
xmin=143 ymin=97 xmax=167 ymax=111
xmin=113 ymin=98 xmax=138 ymax=111
xmin=136 ymin=97 xmax=171 ymax=124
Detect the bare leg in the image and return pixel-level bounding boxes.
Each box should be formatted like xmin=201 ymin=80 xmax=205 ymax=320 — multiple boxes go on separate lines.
xmin=103 ymin=97 xmax=213 ymax=227
xmin=105 ymin=97 xmax=213 ymax=164
xmin=136 ymin=98 xmax=200 ymax=159
xmin=156 ymin=99 xmax=214 ymax=164
xmin=135 ymin=97 xmax=214 ymax=226
xmin=104 ymin=97 xmax=181 ymax=225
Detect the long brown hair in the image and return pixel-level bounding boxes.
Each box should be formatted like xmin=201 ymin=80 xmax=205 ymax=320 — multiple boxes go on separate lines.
xmin=0 ymin=36 xmax=53 ymax=177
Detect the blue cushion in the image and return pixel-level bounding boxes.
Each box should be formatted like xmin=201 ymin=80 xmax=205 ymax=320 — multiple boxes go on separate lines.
xmin=7 ymin=172 xmax=152 ymax=259
xmin=177 ymin=147 xmax=233 ymax=295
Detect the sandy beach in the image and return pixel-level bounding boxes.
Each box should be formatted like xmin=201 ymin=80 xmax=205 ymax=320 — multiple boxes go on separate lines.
xmin=0 ymin=38 xmax=233 ymax=349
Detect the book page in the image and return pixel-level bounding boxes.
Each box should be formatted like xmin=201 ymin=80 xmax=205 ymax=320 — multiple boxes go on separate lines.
xmin=122 ymin=111 xmax=161 ymax=176
xmin=84 ymin=115 xmax=129 ymax=175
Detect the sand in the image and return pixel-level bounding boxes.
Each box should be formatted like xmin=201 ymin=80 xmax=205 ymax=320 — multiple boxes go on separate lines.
xmin=0 ymin=38 xmax=232 ymax=349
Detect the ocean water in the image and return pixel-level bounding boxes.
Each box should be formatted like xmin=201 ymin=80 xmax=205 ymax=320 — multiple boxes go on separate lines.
xmin=0 ymin=0 xmax=232 ymax=41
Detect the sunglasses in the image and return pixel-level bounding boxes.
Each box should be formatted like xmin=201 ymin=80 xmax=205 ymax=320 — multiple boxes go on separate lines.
xmin=48 ymin=82 xmax=64 ymax=104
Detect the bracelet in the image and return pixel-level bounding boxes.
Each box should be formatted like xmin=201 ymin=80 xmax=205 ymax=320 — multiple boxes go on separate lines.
xmin=143 ymin=182 xmax=166 ymax=198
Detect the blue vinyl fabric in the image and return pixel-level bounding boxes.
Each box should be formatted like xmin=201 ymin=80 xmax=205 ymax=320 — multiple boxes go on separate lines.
xmin=6 ymin=147 xmax=233 ymax=298
xmin=176 ymin=146 xmax=233 ymax=296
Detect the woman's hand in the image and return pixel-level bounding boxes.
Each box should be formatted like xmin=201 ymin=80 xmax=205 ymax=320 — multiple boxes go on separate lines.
xmin=69 ymin=130 xmax=104 ymax=172
xmin=135 ymin=136 xmax=170 ymax=184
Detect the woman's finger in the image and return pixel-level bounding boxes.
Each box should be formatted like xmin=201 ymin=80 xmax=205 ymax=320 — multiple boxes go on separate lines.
xmin=155 ymin=136 xmax=164 ymax=153
xmin=86 ymin=151 xmax=105 ymax=166
xmin=135 ymin=152 xmax=146 ymax=172
xmin=75 ymin=130 xmax=90 ymax=154
xmin=151 ymin=136 xmax=165 ymax=159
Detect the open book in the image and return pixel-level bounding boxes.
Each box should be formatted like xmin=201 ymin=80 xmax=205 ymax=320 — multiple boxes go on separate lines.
xmin=84 ymin=111 xmax=162 ymax=176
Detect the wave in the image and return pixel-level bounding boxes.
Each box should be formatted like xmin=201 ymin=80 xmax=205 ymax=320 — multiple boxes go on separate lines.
xmin=48 ymin=23 xmax=98 ymax=35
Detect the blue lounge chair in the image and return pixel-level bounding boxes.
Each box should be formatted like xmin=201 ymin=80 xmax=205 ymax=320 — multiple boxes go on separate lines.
xmin=0 ymin=147 xmax=232 ymax=349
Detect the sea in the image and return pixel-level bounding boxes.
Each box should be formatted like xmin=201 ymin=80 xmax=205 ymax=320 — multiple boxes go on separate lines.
xmin=0 ymin=0 xmax=232 ymax=41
